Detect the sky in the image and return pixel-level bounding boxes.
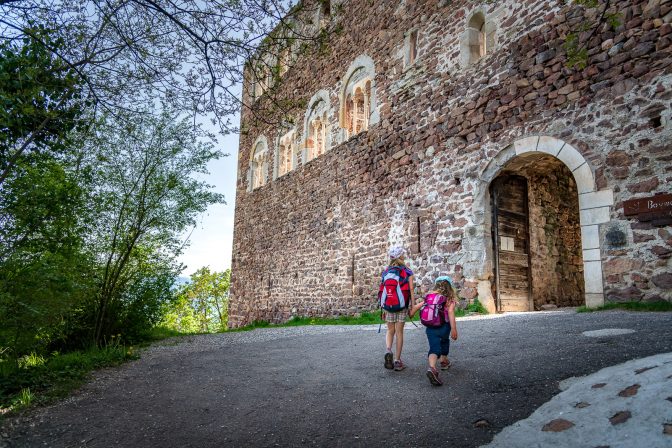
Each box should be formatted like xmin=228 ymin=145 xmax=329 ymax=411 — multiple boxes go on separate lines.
xmin=176 ymin=1 xmax=298 ymax=276
xmin=177 ymin=128 xmax=240 ymax=276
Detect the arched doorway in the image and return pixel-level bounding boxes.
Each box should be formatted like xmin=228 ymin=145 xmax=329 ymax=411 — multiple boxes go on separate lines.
xmin=475 ymin=136 xmax=614 ymax=311
xmin=490 ymin=155 xmax=584 ymax=311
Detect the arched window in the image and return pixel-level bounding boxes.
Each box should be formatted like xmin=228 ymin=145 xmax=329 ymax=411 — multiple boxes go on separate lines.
xmin=339 ymin=55 xmax=378 ymax=140
xmin=344 ymin=79 xmax=370 ymax=137
xmin=306 ymin=104 xmax=328 ymax=161
xmin=303 ymin=90 xmax=332 ymax=163
xmin=461 ymin=11 xmax=496 ymax=66
xmin=318 ymin=0 xmax=330 ymax=28
xmin=320 ymin=0 xmax=330 ymax=16
xmin=308 ymin=116 xmax=326 ymax=159
xmin=353 ymin=86 xmax=367 ymax=134
xmin=277 ymin=130 xmax=295 ymax=177
xmin=249 ymin=137 xmax=269 ymax=190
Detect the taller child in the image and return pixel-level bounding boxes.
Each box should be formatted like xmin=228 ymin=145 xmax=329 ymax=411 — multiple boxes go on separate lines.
xmin=381 ymin=246 xmax=414 ymax=371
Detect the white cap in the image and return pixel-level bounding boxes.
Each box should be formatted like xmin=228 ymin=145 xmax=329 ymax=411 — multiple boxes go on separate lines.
xmin=388 ymin=246 xmax=405 ymax=259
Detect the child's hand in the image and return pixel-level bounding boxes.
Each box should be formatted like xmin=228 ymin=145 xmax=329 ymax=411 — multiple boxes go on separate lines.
xmin=451 ymin=329 xmax=458 ymax=341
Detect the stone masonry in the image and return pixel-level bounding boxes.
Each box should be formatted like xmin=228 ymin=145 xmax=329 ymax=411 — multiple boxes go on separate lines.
xmin=229 ymin=0 xmax=672 ymax=327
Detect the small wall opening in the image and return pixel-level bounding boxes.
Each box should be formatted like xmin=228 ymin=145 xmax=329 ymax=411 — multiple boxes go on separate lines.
xmin=404 ymin=29 xmax=419 ymax=68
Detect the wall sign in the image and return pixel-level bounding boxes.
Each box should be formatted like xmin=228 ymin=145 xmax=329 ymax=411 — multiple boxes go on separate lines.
xmin=623 ymin=193 xmax=672 ymax=226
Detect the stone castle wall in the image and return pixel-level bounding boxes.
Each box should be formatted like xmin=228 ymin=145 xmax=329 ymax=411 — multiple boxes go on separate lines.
xmin=229 ymin=0 xmax=672 ymax=327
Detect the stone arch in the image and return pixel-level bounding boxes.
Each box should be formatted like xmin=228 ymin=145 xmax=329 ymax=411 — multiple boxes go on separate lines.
xmin=475 ymin=136 xmax=614 ymax=309
xmin=338 ymin=54 xmax=379 ymax=139
xmin=248 ymin=135 xmax=270 ymax=192
xmin=302 ymin=89 xmax=332 ymax=163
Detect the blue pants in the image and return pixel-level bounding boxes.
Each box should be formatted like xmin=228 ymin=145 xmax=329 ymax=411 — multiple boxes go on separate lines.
xmin=426 ymin=323 xmax=451 ymax=357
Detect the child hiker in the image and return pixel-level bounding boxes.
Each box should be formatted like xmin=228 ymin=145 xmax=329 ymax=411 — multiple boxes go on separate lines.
xmin=379 ymin=246 xmax=414 ymax=371
xmin=409 ymin=276 xmax=458 ymax=386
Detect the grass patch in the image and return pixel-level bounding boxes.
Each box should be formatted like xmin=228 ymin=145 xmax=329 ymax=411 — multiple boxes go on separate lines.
xmin=142 ymin=326 xmax=201 ymax=342
xmin=0 ymin=346 xmax=137 ymax=416
xmin=577 ymin=301 xmax=672 ymax=313
xmin=229 ymin=311 xmax=391 ymax=331
xmin=230 ymin=301 xmax=490 ymax=331
xmin=458 ymin=298 xmax=488 ymax=317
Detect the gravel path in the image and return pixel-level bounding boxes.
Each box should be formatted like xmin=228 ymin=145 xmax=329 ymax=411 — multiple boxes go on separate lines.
xmin=2 ymin=310 xmax=671 ymax=447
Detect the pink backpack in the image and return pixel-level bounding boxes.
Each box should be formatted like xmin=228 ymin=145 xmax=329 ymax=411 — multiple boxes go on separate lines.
xmin=420 ymin=293 xmax=447 ymax=327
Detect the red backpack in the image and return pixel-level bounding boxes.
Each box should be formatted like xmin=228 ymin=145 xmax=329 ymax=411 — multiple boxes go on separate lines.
xmin=378 ymin=266 xmax=411 ymax=312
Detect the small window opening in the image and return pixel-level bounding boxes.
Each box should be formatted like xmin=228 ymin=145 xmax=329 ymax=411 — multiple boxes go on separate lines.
xmin=350 ymin=255 xmax=356 ymax=296
xmin=353 ymin=88 xmax=366 ymax=134
xmin=417 ymin=217 xmax=422 ymax=253
xmin=320 ymin=0 xmax=330 ymax=16
xmin=405 ymin=30 xmax=419 ymax=68
xmin=468 ymin=12 xmax=486 ymax=61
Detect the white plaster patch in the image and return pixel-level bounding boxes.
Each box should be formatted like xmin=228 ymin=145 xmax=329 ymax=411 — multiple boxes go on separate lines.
xmin=584 ymin=293 xmax=604 ymax=308
xmin=582 ymin=328 xmax=636 ymax=337
xmin=387 ymin=200 xmax=408 ymax=249
xmin=582 ymin=248 xmax=601 ymax=262
xmin=580 ymin=206 xmax=611 ymax=226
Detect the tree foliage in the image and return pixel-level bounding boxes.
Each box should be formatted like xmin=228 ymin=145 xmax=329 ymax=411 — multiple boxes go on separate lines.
xmin=0 ymin=0 xmax=314 ymax=129
xmin=0 ymin=30 xmax=84 ymax=183
xmin=0 ymin=154 xmax=94 ymax=358
xmin=163 ymin=268 xmax=231 ymax=333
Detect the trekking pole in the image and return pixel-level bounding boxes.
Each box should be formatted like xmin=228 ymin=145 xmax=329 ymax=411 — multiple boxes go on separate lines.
xmin=378 ymin=309 xmax=383 ymax=333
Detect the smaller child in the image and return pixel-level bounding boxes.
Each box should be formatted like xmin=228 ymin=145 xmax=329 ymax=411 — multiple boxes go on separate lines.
xmin=409 ymin=276 xmax=458 ymax=386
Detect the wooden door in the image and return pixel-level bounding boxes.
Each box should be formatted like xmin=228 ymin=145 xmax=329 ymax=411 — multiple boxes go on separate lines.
xmin=491 ymin=175 xmax=532 ymax=312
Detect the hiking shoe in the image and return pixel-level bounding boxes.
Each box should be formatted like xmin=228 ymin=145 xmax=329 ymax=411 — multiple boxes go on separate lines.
xmin=440 ymin=359 xmax=451 ymax=370
xmin=384 ymin=352 xmax=394 ymax=370
xmin=426 ymin=367 xmax=443 ymax=386
xmin=393 ymin=360 xmax=406 ymax=371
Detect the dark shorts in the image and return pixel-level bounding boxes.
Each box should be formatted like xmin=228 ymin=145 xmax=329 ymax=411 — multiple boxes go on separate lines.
xmin=426 ymin=323 xmax=451 ymax=357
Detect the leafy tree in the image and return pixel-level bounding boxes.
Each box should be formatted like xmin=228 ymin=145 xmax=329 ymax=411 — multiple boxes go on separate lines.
xmin=78 ymin=111 xmax=225 ymax=345
xmin=164 ymin=267 xmax=231 ymax=333
xmin=105 ymin=245 xmax=180 ymax=343
xmin=161 ymin=288 xmax=200 ymax=334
